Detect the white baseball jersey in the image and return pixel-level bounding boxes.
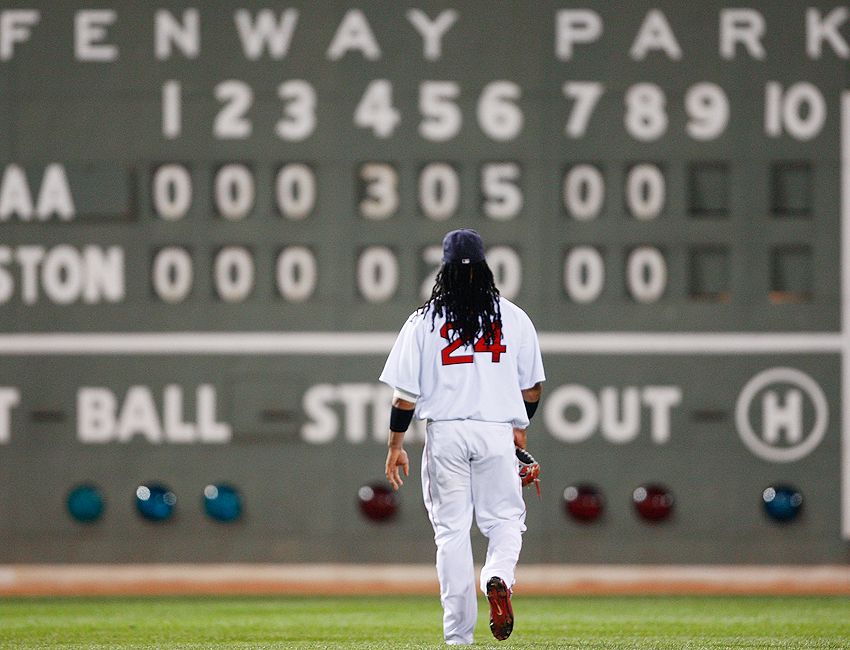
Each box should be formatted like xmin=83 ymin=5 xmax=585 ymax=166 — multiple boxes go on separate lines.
xmin=379 ymin=296 xmax=545 ymax=428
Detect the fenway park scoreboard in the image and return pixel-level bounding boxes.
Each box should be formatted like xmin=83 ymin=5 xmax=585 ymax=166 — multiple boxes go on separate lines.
xmin=0 ymin=1 xmax=848 ymax=564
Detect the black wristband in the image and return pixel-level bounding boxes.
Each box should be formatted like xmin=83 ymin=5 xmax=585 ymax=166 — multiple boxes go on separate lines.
xmin=390 ymin=406 xmax=414 ymax=432
xmin=524 ymin=399 xmax=539 ymax=420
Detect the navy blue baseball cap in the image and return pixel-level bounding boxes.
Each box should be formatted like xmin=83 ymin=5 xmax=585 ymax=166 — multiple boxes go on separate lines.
xmin=442 ymin=229 xmax=485 ymax=265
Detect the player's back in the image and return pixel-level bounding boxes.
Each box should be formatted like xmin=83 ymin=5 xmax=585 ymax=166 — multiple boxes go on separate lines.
xmin=381 ymin=296 xmax=543 ymax=429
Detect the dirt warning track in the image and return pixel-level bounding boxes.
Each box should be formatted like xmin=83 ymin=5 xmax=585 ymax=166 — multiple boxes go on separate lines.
xmin=2 ymin=564 xmax=849 ymax=597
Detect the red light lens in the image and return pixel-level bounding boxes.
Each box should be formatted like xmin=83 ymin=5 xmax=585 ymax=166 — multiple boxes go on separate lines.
xmin=357 ymin=482 xmax=398 ymax=522
xmin=632 ymin=483 xmax=674 ymax=522
xmin=563 ymin=483 xmax=604 ymax=522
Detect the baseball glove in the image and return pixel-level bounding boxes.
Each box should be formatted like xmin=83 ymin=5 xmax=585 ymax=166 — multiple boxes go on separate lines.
xmin=516 ymin=447 xmax=541 ymax=498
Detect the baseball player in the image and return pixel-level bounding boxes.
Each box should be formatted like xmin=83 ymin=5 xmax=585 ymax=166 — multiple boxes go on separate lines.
xmin=379 ymin=229 xmax=544 ymax=645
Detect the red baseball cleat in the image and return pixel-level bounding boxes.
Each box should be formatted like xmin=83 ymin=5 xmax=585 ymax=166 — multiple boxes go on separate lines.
xmin=486 ymin=576 xmax=514 ymax=641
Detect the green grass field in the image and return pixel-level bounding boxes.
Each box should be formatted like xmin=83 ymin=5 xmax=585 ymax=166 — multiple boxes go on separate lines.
xmin=1 ymin=595 xmax=848 ymax=649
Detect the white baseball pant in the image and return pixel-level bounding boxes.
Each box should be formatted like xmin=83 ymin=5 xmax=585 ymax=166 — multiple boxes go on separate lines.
xmin=421 ymin=419 xmax=527 ymax=645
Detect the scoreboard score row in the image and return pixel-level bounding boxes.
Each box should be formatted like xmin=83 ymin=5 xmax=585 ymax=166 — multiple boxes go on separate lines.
xmin=1 ymin=158 xmax=824 ymax=225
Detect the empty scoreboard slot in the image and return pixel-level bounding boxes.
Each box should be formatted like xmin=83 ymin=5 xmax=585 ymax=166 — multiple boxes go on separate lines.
xmin=259 ymin=408 xmax=296 ymax=423
xmin=769 ymin=245 xmax=813 ymax=303
xmin=73 ymin=165 xmax=135 ymax=222
xmin=30 ymin=409 xmax=66 ymax=423
xmin=770 ymin=162 xmax=812 ymax=218
xmin=688 ymin=246 xmax=730 ymax=303
xmin=689 ymin=409 xmax=727 ymax=423
xmin=687 ymin=162 xmax=729 ymax=218
xmin=229 ymin=377 xmax=303 ymax=441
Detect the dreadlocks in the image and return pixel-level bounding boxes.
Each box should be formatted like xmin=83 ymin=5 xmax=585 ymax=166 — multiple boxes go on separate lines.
xmin=421 ymin=260 xmax=502 ymax=346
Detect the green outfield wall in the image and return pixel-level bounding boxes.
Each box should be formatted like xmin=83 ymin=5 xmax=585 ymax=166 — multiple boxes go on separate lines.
xmin=0 ymin=0 xmax=848 ymax=563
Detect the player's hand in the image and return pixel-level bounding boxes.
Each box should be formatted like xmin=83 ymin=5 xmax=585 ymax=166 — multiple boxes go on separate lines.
xmin=385 ymin=447 xmax=410 ymax=490
xmin=513 ymin=427 xmax=527 ymax=450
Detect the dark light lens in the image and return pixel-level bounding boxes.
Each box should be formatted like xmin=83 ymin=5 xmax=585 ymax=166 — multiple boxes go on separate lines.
xmin=135 ymin=483 xmax=176 ymax=521
xmin=763 ymin=484 xmax=803 ymax=522
xmin=67 ymin=484 xmax=105 ymax=523
xmin=203 ymin=483 xmax=242 ymax=522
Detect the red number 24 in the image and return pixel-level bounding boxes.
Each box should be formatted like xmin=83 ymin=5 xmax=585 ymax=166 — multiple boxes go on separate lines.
xmin=440 ymin=322 xmax=507 ymax=365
